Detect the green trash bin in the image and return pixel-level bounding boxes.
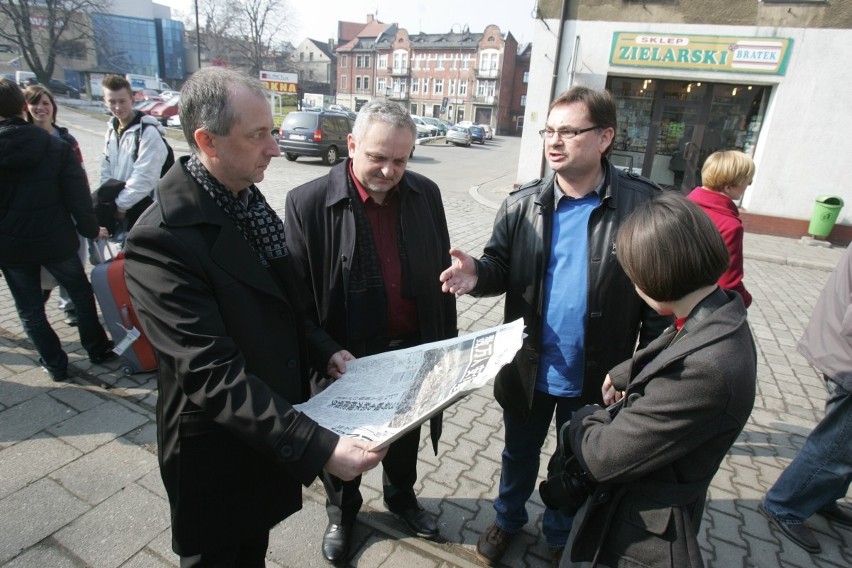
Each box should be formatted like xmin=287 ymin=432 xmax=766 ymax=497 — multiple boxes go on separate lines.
xmin=808 ymin=195 xmax=845 ymax=238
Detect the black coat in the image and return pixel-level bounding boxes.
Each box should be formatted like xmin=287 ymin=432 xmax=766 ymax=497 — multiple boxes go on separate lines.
xmin=0 ymin=117 xmax=98 ymax=266
xmin=284 ymin=159 xmax=457 ymax=449
xmin=473 ymin=158 xmax=669 ymax=414
xmin=124 ymin=158 xmax=341 ymax=555
xmin=564 ymin=289 xmax=756 ymax=568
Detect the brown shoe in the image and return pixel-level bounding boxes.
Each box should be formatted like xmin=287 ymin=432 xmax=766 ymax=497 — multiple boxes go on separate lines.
xmin=548 ymin=546 xmax=564 ymax=566
xmin=476 ymin=523 xmax=514 ymax=566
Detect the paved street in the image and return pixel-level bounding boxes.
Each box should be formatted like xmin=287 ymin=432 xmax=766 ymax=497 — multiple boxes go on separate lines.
xmin=1 ymin=104 xmax=850 ymax=567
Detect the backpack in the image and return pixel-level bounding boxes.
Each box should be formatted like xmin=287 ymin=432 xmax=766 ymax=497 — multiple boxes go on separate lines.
xmin=133 ymin=122 xmax=175 ymax=178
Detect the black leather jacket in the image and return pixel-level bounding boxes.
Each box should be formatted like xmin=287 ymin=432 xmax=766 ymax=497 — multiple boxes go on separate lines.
xmin=473 ymin=158 xmax=670 ymax=416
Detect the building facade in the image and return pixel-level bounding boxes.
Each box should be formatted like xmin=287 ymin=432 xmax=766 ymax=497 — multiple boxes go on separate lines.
xmin=521 ymin=0 xmax=852 ymax=242
xmin=290 ymin=37 xmax=337 ymax=96
xmin=336 ymin=18 xmax=526 ymax=134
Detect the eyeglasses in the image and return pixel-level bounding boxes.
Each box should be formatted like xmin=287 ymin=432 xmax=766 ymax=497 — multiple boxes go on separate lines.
xmin=538 ymin=126 xmax=600 ymax=140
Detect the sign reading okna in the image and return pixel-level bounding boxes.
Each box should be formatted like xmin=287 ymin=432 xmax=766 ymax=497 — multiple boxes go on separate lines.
xmin=259 ymin=70 xmax=298 ymax=93
xmin=610 ymin=32 xmax=793 ymax=75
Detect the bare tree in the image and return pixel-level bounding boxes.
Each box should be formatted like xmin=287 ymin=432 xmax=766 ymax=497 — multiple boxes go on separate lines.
xmin=0 ymin=0 xmax=111 ymax=84
xmin=229 ymin=0 xmax=295 ymax=76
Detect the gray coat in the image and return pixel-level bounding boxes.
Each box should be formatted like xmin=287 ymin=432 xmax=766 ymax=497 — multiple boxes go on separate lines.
xmin=563 ymin=289 xmax=756 ymax=568
xmin=797 ymin=246 xmax=852 ymax=390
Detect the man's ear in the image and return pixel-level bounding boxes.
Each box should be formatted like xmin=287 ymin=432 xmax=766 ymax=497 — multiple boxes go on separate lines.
xmin=194 ymin=128 xmax=216 ymax=158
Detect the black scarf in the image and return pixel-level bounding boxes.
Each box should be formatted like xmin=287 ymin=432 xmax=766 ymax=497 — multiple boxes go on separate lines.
xmin=186 ymin=155 xmax=287 ymax=267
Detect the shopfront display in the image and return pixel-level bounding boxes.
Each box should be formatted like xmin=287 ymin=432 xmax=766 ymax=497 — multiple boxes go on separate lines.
xmin=607 ymin=76 xmax=769 ymax=191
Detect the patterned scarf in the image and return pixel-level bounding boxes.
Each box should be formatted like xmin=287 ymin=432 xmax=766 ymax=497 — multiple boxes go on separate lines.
xmin=186 ymin=155 xmax=287 ymax=267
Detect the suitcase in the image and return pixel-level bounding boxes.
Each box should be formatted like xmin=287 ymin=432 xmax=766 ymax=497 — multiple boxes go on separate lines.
xmin=90 ymin=242 xmax=157 ymax=375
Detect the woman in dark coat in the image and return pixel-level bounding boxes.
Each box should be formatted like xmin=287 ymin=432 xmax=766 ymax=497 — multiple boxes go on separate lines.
xmin=559 ymin=193 xmax=757 ymax=568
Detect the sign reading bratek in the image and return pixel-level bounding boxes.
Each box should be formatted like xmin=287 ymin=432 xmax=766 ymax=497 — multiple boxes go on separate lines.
xmin=610 ymin=32 xmax=793 ymax=75
xmin=259 ymin=70 xmax=298 ymax=93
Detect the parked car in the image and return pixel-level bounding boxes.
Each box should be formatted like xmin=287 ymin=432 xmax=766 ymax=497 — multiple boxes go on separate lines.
xmin=135 ymin=100 xmax=162 ymax=114
xmin=48 ymin=79 xmax=80 ymax=99
xmin=278 ymin=110 xmax=354 ymax=165
xmin=413 ymin=123 xmax=432 ymax=139
xmin=411 ymin=116 xmax=438 ymax=137
xmin=478 ymin=124 xmax=494 ymax=139
xmin=148 ymin=94 xmax=180 ymax=125
xmin=422 ymin=117 xmax=448 ymax=136
xmin=133 ymin=89 xmax=162 ymax=103
xmin=166 ymin=114 xmax=181 ymax=128
xmin=445 ymin=125 xmax=472 ymax=147
xmin=468 ymin=125 xmax=485 ymax=145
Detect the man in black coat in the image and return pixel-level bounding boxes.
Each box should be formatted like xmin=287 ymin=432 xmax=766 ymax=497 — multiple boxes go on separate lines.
xmin=123 ymin=68 xmax=385 ymax=567
xmin=285 ymin=100 xmax=457 ymax=563
xmin=0 ymin=78 xmax=114 ymax=381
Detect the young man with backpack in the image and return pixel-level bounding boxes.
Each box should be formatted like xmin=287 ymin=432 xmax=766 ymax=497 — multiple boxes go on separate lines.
xmin=98 ymin=74 xmax=171 ymax=238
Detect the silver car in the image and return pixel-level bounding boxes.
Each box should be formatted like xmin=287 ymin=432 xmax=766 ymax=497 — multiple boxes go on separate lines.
xmin=445 ymin=125 xmax=472 ymax=147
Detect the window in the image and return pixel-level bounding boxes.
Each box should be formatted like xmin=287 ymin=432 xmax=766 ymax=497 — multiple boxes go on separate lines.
xmin=309 ymin=52 xmax=314 ymax=61
xmin=378 ymin=54 xmax=388 ymax=68
xmin=434 ymin=79 xmax=443 ymax=95
xmin=520 ymin=95 xmax=527 ymax=106
xmin=523 ymin=71 xmax=529 ymax=83
xmin=299 ymin=52 xmax=304 ymax=61
xmin=341 ymin=75 xmax=348 ymax=89
xmin=437 ymin=54 xmax=444 ymax=70
xmin=364 ymin=76 xmax=370 ymax=91
xmin=411 ymin=78 xmax=419 ymax=93
xmin=459 ymin=80 xmax=468 ymax=96
xmin=449 ymin=79 xmax=455 ymax=96
xmin=423 ymin=77 xmax=429 ymax=92
xmin=377 ymin=77 xmax=386 ymax=92
xmin=356 ymin=76 xmax=362 ymax=90
xmin=341 ymin=55 xmax=348 ymax=68
xmin=477 ymin=81 xmax=487 ymax=96
xmin=364 ymin=55 xmax=371 ymax=67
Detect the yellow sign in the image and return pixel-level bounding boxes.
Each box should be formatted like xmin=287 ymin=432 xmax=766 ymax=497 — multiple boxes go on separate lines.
xmin=259 ymin=70 xmax=298 ymax=94
xmin=262 ymin=81 xmax=298 ymax=93
xmin=610 ymin=32 xmax=793 ymax=75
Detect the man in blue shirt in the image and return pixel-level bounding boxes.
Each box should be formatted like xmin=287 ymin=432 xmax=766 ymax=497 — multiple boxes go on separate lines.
xmin=440 ymin=86 xmax=667 ymax=565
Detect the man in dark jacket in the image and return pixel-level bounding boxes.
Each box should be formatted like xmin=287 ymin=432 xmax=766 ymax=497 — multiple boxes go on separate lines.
xmin=123 ymin=68 xmax=385 ymax=567
xmin=0 ymin=78 xmax=114 ymax=381
xmin=440 ymin=86 xmax=668 ymax=565
xmin=284 ymin=100 xmax=457 ymax=563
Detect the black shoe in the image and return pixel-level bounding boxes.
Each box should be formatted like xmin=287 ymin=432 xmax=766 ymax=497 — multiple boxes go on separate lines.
xmin=63 ymin=310 xmax=78 ymax=326
xmin=321 ymin=522 xmax=352 ymax=564
xmin=817 ymin=505 xmax=852 ymax=528
xmin=385 ymin=501 xmax=439 ymax=539
xmin=89 ymin=344 xmax=117 ymax=364
xmin=759 ymin=502 xmax=821 ymax=553
xmin=39 ymin=358 xmax=69 ymax=382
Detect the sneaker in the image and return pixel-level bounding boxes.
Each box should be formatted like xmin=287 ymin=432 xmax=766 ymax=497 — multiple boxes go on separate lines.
xmin=63 ymin=310 xmax=78 ymax=327
xmin=759 ymin=502 xmax=821 ymax=553
xmin=476 ymin=523 xmax=514 ymax=566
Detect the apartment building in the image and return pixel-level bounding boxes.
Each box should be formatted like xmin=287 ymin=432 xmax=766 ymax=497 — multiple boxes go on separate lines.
xmin=336 ymin=17 xmax=527 ymax=134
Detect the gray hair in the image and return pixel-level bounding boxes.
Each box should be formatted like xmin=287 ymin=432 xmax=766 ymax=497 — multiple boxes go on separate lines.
xmin=352 ymin=100 xmax=416 ymax=141
xmin=180 ymin=67 xmax=267 ymax=152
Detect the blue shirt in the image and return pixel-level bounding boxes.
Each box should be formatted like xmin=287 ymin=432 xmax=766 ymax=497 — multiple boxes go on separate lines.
xmin=536 ymin=188 xmax=601 ymax=397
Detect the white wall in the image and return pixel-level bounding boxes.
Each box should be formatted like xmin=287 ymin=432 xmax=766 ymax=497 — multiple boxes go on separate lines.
xmin=522 ymin=19 xmax=852 ymax=225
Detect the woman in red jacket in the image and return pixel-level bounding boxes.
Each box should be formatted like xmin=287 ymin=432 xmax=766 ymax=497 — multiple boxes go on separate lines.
xmin=686 ymin=150 xmax=756 ymax=308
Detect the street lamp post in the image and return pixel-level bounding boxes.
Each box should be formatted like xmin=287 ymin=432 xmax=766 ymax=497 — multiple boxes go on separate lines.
xmin=195 ymin=0 xmax=202 ymax=69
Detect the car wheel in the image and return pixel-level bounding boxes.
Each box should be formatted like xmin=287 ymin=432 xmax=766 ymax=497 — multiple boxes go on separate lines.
xmin=323 ymin=145 xmax=339 ymax=165
xmin=479 ymin=139 xmax=485 ymax=145
xmin=466 ymin=141 xmax=471 ymax=147
xmin=445 ymin=139 xmax=449 ymax=144
xmin=285 ymin=153 xmax=298 ymax=162
xmin=410 ymin=146 xmax=415 ymax=158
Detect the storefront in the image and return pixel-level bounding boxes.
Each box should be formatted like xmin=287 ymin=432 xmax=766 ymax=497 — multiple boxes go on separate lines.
xmin=606 ymin=76 xmax=769 ymax=191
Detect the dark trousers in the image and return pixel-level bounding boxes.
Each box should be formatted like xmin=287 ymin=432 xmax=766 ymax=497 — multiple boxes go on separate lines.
xmin=2 ymin=255 xmax=111 ymax=375
xmin=323 ymin=426 xmax=421 ymax=524
xmin=322 ymin=334 xmax=423 ymax=525
xmin=179 ymin=531 xmax=269 ymax=568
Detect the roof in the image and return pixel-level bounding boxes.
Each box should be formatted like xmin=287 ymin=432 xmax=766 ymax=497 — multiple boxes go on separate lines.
xmin=307 ymin=38 xmax=336 ymax=60
xmin=376 ymin=31 xmax=483 ymax=50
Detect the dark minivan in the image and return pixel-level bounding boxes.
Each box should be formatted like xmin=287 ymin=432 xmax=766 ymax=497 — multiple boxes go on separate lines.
xmin=278 ymin=110 xmax=354 ymax=165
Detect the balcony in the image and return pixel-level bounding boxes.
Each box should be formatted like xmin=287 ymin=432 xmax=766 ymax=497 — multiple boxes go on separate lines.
xmin=473 ymin=95 xmax=496 ymax=105
xmin=389 ymin=66 xmax=410 ymax=77
xmin=475 ymin=67 xmax=499 ymax=79
xmin=388 ymin=90 xmax=409 ymax=101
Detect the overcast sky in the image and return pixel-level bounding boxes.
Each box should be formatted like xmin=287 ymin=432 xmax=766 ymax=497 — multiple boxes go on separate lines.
xmin=168 ymin=0 xmax=538 ymax=46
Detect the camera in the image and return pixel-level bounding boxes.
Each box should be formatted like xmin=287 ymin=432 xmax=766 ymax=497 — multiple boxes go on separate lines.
xmin=538 ymin=445 xmax=596 ymax=516
xmin=538 ymin=401 xmax=622 ymax=516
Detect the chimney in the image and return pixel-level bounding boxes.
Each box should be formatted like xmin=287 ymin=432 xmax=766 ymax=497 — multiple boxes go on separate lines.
xmin=367 ymin=14 xmax=374 ymax=23
xmin=329 ymin=38 xmax=335 ymax=51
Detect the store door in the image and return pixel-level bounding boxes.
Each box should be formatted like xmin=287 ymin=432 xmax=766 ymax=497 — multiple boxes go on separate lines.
xmin=644 ymin=100 xmax=704 ymax=191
